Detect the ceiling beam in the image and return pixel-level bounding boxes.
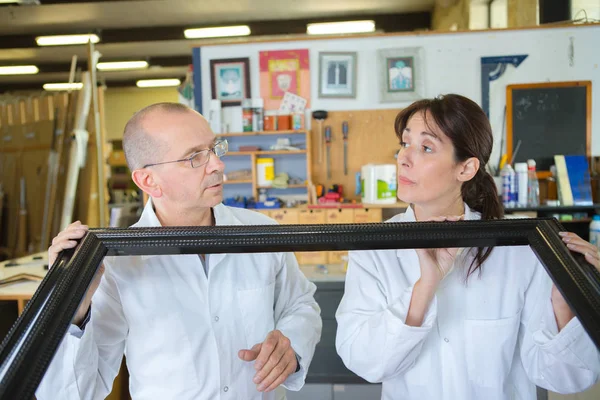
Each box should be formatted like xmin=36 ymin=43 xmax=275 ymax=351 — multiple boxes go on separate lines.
xmin=0 ymin=55 xmax=193 ymax=72
xmin=0 ymin=12 xmax=431 ymax=50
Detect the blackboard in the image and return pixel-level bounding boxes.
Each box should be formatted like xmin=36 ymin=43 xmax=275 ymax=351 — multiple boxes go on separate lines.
xmin=506 ymin=81 xmax=591 ymax=171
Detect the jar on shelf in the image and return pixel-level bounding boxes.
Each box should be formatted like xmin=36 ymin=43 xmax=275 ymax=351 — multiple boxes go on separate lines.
xmin=257 ymin=158 xmax=274 ymax=187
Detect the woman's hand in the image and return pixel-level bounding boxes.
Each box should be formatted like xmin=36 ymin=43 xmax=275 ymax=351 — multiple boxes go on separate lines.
xmin=551 ymin=231 xmax=600 ymax=330
xmin=415 ymin=215 xmax=464 ymax=286
xmin=559 ymin=231 xmax=600 ymax=269
xmin=406 ymin=215 xmax=463 ymax=327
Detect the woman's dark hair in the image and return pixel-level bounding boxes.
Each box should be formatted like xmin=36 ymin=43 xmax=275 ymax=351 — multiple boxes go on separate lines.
xmin=394 ymin=93 xmax=504 ymax=278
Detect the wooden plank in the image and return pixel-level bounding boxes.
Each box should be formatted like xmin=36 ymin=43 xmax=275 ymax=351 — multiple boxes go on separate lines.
xmin=310 ymin=109 xmax=402 ymax=201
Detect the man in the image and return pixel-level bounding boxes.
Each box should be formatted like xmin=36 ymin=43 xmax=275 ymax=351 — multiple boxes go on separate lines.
xmin=36 ymin=103 xmax=322 ymax=400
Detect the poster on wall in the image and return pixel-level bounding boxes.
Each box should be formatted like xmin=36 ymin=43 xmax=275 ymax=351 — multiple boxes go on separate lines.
xmin=259 ymin=49 xmax=310 ymax=110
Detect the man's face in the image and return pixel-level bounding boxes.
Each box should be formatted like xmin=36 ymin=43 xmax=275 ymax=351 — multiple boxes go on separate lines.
xmin=145 ymin=110 xmax=225 ymax=211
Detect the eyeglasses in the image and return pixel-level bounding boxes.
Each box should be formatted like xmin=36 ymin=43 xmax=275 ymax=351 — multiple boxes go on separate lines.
xmin=143 ymin=139 xmax=228 ymax=169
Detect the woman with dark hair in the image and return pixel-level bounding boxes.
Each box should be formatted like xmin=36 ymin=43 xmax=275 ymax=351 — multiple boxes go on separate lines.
xmin=335 ymin=94 xmax=600 ymax=399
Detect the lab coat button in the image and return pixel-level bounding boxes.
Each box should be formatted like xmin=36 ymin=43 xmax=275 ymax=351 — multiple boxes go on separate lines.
xmin=224 ymin=386 xmax=229 ymax=392
xmin=444 ymin=338 xmax=449 ymax=343
xmin=214 ymin=316 xmax=219 ymax=322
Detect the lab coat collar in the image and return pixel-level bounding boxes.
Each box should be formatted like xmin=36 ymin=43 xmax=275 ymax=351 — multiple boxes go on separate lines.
xmin=399 ymin=202 xmax=481 ymax=223
xmin=395 ymin=203 xmax=481 ymax=269
xmin=133 ymin=198 xmax=241 ymax=263
xmin=133 ymin=198 xmax=241 ymax=228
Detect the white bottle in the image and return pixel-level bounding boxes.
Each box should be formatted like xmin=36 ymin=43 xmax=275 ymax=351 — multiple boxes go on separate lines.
xmin=526 ymin=159 xmax=539 ymax=206
xmin=590 ymin=215 xmax=600 ymax=248
xmin=514 ymin=162 xmax=528 ymax=207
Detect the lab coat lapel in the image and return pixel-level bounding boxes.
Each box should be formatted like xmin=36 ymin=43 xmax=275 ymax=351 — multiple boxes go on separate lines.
xmin=208 ymin=203 xmax=242 ymax=270
xmin=394 ymin=203 xmax=481 ymax=277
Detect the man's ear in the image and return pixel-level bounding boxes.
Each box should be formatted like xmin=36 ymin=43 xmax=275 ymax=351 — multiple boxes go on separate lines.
xmin=132 ymin=169 xmax=162 ymax=198
xmin=457 ymin=157 xmax=480 ymax=183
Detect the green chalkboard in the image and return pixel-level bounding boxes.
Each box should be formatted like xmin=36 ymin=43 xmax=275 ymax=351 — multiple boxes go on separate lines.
xmin=506 ymin=81 xmax=591 ymax=171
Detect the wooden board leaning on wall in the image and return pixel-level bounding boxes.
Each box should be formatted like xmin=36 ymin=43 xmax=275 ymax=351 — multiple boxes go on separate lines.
xmin=0 ymin=88 xmax=109 ymax=260
xmin=309 ymin=109 xmax=403 ymax=202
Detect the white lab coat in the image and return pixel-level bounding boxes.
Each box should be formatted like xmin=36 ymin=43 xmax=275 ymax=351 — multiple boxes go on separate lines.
xmin=36 ymin=199 xmax=322 ymax=400
xmin=335 ymin=204 xmax=600 ymax=400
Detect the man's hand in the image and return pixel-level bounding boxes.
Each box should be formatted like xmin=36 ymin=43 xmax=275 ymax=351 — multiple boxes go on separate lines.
xmin=238 ymin=330 xmax=298 ymax=392
xmin=48 ymin=221 xmax=104 ymax=326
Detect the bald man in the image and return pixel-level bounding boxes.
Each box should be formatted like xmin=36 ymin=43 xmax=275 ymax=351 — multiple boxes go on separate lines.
xmin=36 ymin=103 xmax=322 ymax=400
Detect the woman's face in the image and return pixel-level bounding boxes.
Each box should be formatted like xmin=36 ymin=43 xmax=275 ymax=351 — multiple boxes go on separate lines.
xmin=396 ymin=111 xmax=466 ymax=207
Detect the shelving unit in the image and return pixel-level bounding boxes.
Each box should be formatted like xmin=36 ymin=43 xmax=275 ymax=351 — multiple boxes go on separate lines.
xmin=227 ymin=150 xmax=307 ymax=156
xmin=220 ymin=130 xmax=311 ymax=200
xmin=504 ymin=204 xmax=600 ymax=240
xmin=217 ymin=129 xmax=306 ymax=137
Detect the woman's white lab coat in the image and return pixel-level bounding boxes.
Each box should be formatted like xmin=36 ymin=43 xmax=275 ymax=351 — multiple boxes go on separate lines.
xmin=335 ymin=204 xmax=599 ymax=400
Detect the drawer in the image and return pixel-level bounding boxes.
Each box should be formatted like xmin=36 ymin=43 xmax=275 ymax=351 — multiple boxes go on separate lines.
xmin=299 ymin=209 xmax=326 ymax=224
xmin=271 ymin=209 xmax=299 ymax=224
xmin=325 ymin=209 xmax=354 ymax=224
xmin=353 ymin=208 xmax=383 ymax=223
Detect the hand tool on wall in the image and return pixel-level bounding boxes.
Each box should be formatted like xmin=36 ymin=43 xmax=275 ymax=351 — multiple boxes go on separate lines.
xmin=325 ymin=126 xmax=332 ymax=179
xmin=342 ymin=121 xmax=349 ymax=175
xmin=312 ymin=110 xmax=328 ymax=163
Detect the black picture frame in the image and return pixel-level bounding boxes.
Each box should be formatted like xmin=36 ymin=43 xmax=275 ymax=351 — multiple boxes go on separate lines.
xmin=209 ymin=57 xmax=251 ymax=107
xmin=1 ymin=218 xmax=599 ymax=399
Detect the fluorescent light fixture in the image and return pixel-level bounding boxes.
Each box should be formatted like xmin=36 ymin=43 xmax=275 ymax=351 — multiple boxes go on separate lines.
xmin=0 ymin=65 xmax=39 ymax=75
xmin=306 ymin=20 xmax=376 ymax=35
xmin=184 ymin=25 xmax=251 ymax=39
xmin=136 ymin=79 xmax=181 ymax=88
xmin=36 ymin=34 xmax=100 ymax=46
xmin=43 ymin=82 xmax=84 ymax=91
xmin=97 ymin=61 xmax=149 ymax=71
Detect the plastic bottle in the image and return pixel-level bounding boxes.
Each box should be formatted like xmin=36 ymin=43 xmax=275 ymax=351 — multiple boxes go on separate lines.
xmin=527 ymin=159 xmax=539 ymax=206
xmin=501 ymin=164 xmax=516 ymax=208
xmin=590 ymin=215 xmax=600 ymax=248
xmin=514 ymin=162 xmax=528 ymax=207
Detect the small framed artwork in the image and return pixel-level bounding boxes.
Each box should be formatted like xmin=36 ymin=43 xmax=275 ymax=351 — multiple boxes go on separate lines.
xmin=210 ymin=57 xmax=251 ymax=107
xmin=318 ymin=52 xmax=357 ymax=98
xmin=259 ymin=49 xmax=310 ymax=110
xmin=377 ymin=47 xmax=425 ymax=103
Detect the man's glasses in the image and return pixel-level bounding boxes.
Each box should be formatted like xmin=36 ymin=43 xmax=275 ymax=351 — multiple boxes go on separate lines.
xmin=143 ymin=139 xmax=228 ymax=169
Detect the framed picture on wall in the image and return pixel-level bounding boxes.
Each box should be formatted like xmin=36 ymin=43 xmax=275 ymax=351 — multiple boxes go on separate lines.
xmin=210 ymin=57 xmax=251 ymax=107
xmin=318 ymin=52 xmax=357 ymax=98
xmin=377 ymin=47 xmax=425 ymax=103
xmin=259 ymin=49 xmax=310 ymax=110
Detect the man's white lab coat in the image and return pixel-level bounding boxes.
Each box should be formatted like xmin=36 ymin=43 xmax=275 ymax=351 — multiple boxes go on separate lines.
xmin=335 ymin=204 xmax=600 ymax=400
xmin=36 ymin=199 xmax=322 ymax=400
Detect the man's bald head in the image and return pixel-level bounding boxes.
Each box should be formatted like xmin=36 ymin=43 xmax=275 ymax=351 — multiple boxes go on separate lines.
xmin=123 ymin=102 xmax=199 ymax=170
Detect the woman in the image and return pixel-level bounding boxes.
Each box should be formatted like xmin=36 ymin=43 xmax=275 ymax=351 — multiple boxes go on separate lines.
xmin=335 ymin=94 xmax=600 ymax=400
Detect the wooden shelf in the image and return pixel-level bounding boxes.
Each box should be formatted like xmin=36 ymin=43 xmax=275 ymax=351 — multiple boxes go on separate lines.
xmin=217 ymin=130 xmax=307 ymax=137
xmin=258 ymin=184 xmax=307 ymax=189
xmin=223 ymin=180 xmax=252 ymax=184
xmin=226 ymin=150 xmax=307 ymax=156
